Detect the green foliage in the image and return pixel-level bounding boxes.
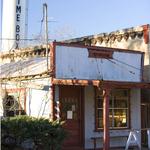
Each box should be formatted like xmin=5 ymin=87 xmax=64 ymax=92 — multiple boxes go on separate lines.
xmin=1 ymin=115 xmax=67 ymax=150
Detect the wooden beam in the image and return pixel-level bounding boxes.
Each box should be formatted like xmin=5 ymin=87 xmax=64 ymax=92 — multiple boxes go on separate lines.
xmin=0 ymin=71 xmax=53 ymax=82
xmin=102 ymin=81 xmax=150 ymax=89
xmin=52 ymin=79 xmax=101 ymax=86
xmin=103 ymin=88 xmax=111 ymax=150
xmin=52 ymin=79 xmax=150 ymax=89
xmin=88 ymin=49 xmax=113 ymax=59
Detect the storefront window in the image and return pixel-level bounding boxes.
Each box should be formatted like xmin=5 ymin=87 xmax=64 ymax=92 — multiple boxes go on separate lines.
xmin=96 ymin=89 xmax=129 ymax=129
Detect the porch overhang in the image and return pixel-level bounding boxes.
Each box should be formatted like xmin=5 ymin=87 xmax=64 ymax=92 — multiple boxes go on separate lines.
xmin=52 ymin=79 xmax=150 ymax=89
xmin=53 ymin=78 xmax=150 ymax=150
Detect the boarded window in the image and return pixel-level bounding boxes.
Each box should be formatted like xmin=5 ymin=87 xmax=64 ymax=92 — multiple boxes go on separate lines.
xmin=88 ymin=49 xmax=113 ymax=59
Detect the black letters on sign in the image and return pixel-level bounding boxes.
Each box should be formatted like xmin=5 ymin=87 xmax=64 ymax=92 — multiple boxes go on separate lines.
xmin=16 ymin=6 xmax=21 ymax=13
xmin=16 ymin=25 xmax=20 ymax=32
xmin=16 ymin=1 xmax=22 ymax=47
xmin=17 ymin=0 xmax=20 ymax=5
xmin=16 ymin=14 xmax=20 ymax=21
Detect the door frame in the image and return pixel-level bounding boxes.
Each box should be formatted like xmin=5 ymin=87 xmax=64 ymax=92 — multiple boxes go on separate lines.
xmin=59 ymin=85 xmax=85 ymax=147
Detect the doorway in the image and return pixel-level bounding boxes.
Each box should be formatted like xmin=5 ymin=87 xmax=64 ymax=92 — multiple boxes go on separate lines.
xmin=59 ymin=85 xmax=84 ymax=147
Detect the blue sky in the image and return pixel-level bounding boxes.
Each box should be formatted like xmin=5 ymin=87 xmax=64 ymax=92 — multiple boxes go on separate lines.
xmin=1 ymin=0 xmax=150 ymax=41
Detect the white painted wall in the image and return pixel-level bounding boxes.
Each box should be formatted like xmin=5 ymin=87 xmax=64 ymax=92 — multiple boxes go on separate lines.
xmin=26 ymin=79 xmax=50 ymax=118
xmin=84 ymin=86 xmax=103 ymax=149
xmin=56 ymin=45 xmax=142 ymax=82
xmin=130 ymin=88 xmax=141 ymax=144
xmin=84 ymin=86 xmax=141 ymax=149
xmin=26 ymin=89 xmax=50 ymax=118
xmin=0 ymin=78 xmax=51 ymax=118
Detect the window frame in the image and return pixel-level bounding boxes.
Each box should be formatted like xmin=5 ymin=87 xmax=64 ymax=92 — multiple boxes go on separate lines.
xmin=95 ymin=88 xmax=130 ymax=131
xmin=3 ymin=88 xmax=26 ymax=117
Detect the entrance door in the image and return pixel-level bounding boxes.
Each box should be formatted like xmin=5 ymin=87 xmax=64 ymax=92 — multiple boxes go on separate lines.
xmin=59 ymin=86 xmax=83 ymax=147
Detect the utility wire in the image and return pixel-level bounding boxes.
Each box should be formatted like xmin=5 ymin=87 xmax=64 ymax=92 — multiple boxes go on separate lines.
xmin=0 ymin=38 xmax=54 ymax=41
xmin=107 ymin=59 xmax=136 ymax=75
xmin=113 ymin=58 xmax=142 ymax=71
xmin=38 ymin=6 xmax=44 ymax=42
xmin=39 ymin=21 xmax=44 ymax=39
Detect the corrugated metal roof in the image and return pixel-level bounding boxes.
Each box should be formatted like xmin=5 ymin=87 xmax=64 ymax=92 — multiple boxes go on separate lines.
xmin=0 ymin=57 xmax=50 ymax=79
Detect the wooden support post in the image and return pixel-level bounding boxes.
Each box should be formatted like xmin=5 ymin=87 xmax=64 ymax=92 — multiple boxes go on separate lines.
xmin=49 ymin=42 xmax=55 ymax=121
xmin=49 ymin=77 xmax=54 ymax=121
xmin=103 ymin=88 xmax=110 ymax=150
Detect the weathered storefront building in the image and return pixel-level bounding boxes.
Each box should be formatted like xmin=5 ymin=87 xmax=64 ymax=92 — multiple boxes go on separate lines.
xmin=64 ymin=24 xmax=150 ymax=149
xmin=0 ymin=24 xmax=150 ymax=149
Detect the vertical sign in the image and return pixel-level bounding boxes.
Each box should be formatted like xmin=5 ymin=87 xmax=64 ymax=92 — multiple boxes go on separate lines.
xmin=16 ymin=0 xmax=21 ymax=48
xmin=15 ymin=0 xmax=28 ymax=49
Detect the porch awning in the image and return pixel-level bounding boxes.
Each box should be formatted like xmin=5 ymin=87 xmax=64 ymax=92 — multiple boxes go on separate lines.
xmin=0 ymin=57 xmax=51 ymax=81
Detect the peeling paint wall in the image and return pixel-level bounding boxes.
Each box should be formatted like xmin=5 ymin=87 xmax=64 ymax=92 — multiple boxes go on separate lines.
xmin=26 ymin=78 xmax=50 ymax=118
xmin=56 ymin=45 xmax=142 ymax=82
xmin=26 ymin=88 xmax=50 ymax=118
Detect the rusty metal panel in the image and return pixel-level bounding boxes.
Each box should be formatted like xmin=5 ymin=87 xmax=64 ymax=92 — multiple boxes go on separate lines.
xmin=0 ymin=57 xmax=49 ymax=78
xmin=55 ymin=45 xmax=142 ymax=82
